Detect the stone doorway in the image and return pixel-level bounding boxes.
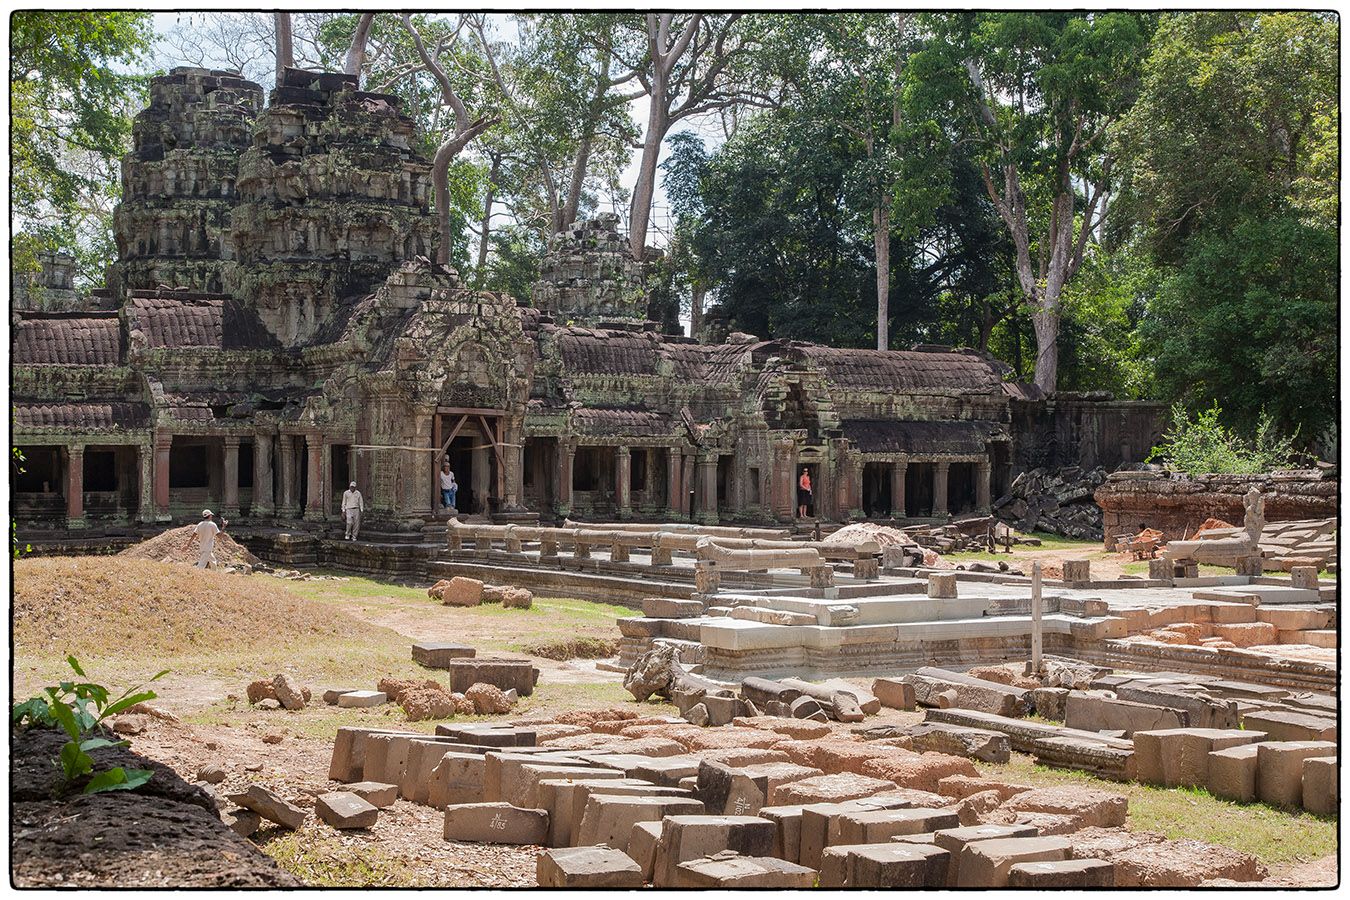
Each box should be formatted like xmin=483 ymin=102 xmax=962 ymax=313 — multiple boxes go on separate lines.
xmin=862 ymin=461 xmax=892 ymax=517
xmin=905 ymin=462 xmax=934 ymax=517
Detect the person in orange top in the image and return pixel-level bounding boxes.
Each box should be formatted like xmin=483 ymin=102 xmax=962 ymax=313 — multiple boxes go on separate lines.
xmin=797 ymin=468 xmax=813 ymax=519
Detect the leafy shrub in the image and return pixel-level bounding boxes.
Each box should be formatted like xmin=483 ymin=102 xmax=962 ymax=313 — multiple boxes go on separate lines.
xmin=1148 ymin=404 xmax=1299 ymax=475
xmin=12 ymin=655 xmax=168 ymax=794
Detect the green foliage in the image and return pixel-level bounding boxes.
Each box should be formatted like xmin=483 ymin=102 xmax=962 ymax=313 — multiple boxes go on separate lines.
xmin=12 ymin=655 xmax=168 ymax=795
xmin=1148 ymin=404 xmax=1298 ymax=475
xmin=11 ymin=11 xmax=151 ymax=284
xmin=11 ymin=448 xmax=32 ymax=559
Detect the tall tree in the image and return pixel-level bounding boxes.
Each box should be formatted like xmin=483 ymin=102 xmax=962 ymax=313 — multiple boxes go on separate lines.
xmin=916 ymin=13 xmax=1153 ymax=392
xmin=273 ymin=12 xmax=294 ymax=82
xmin=1119 ymin=12 xmax=1337 ymax=438
xmin=10 ymin=11 xmax=152 ymax=284
xmin=400 ymin=14 xmax=500 ymax=266
xmin=608 ymin=14 xmax=773 ymax=260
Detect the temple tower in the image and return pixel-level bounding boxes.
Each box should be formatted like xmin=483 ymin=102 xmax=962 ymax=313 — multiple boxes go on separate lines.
xmin=530 ymin=214 xmax=649 ymax=325
xmin=110 ymin=67 xmax=263 ymax=299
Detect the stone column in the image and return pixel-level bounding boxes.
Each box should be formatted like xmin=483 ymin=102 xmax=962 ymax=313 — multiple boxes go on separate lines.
xmin=65 ymin=444 xmax=86 ymax=528
xmin=615 ymin=446 xmax=632 ymax=517
xmin=976 ymin=458 xmax=992 ymax=513
xmin=847 ymin=457 xmax=864 ymax=519
xmin=891 ymin=459 xmax=907 ymax=518
xmin=137 ymin=441 xmax=154 ymax=523
xmin=222 ymin=436 xmax=241 ymax=517
xmin=408 ymin=413 xmax=435 ymax=520
xmin=503 ymin=419 xmax=524 ymax=511
xmin=471 ymin=432 xmax=490 ymax=515
xmin=695 ymin=453 xmax=718 ymax=525
xmin=772 ymin=441 xmax=796 ymax=521
xmin=681 ymin=451 xmax=695 ymax=518
xmin=153 ymin=432 xmax=172 ymax=519
xmin=555 ymin=439 xmax=574 ymax=517
xmin=933 ymin=460 xmax=950 ymax=518
xmin=303 ymin=433 xmax=324 ymax=520
xmin=252 ymin=433 xmax=274 ymax=517
xmin=665 ymin=447 xmax=682 ymax=517
xmin=278 ymin=433 xmax=297 ymax=517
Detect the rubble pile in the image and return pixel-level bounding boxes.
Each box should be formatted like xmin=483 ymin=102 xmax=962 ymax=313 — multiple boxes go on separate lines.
xmin=428 ymin=576 xmax=534 ymax=609
xmin=119 ymin=524 xmax=262 ymax=570
xmin=994 ymin=466 xmax=1108 ymax=541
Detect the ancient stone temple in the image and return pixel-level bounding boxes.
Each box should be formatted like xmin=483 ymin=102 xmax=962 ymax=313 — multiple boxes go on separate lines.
xmin=11 ymin=67 xmax=1164 ymax=545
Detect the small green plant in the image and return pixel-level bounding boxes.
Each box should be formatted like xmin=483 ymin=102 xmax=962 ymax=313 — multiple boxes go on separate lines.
xmin=11 ymin=447 xmax=32 ymax=559
xmin=1148 ymin=404 xmax=1299 ymax=475
xmin=11 ymin=655 xmax=169 ymax=794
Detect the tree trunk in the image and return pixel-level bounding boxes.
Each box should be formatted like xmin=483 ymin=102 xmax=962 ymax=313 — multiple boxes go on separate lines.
xmin=1031 ymin=303 xmax=1059 ymax=394
xmin=562 ymin=132 xmax=593 ymax=229
xmin=629 ymin=100 xmax=668 ymax=261
xmin=274 ymin=13 xmax=294 ymax=84
xmin=431 ymin=143 xmax=456 ymax=266
xmin=345 ymin=14 xmax=376 ymax=80
xmin=873 ymin=198 xmax=890 ymax=351
xmin=477 ymin=155 xmax=499 ymax=273
xmin=690 ymin=285 xmax=705 ymax=339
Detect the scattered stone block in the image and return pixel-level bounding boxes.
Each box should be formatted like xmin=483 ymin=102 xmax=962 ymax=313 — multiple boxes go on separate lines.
xmin=1257 ymin=741 xmax=1338 ymax=807
xmin=1289 ymin=566 xmax=1319 ymax=589
xmin=651 ymin=815 xmax=777 ymax=887
xmin=957 ymin=836 xmax=1071 ymax=887
xmin=790 ymin=696 xmax=828 ymax=721
xmin=1008 ymin=858 xmax=1114 ymax=887
xmin=697 ymin=760 xmax=823 ymax=816
xmin=428 ymin=753 xmax=487 ymax=809
xmin=628 ymin=820 xmax=663 ymax=881
xmin=1133 ymin=728 xmax=1265 ymax=788
xmin=412 ymin=642 xmax=476 ymax=668
xmin=927 ymin=573 xmax=958 ymax=599
xmin=228 ymin=785 xmax=307 ymax=830
xmin=1301 ymin=756 xmax=1337 ymax=816
xmin=537 ymin=846 xmax=643 ymax=888
xmin=337 ymin=690 xmax=387 ymax=708
xmin=575 ymin=794 xmax=704 ymax=852
xmin=906 ymin=723 xmax=1010 ymax=763
xmin=872 ymin=678 xmax=916 ymax=711
xmin=441 ymin=576 xmax=484 ymax=607
xmin=836 ymin=807 xmax=960 ymax=844
xmin=1062 ymin=559 xmax=1091 ymax=582
xmin=819 ymin=842 xmax=951 ymax=887
xmin=1000 ymin=786 xmax=1127 ymax=828
xmin=643 ymin=596 xmax=705 ymax=618
xmin=445 ymin=659 xmax=540 ymax=697
xmin=936 ymin=775 xmax=1032 ymax=803
xmin=344 ymin=781 xmax=399 ymax=808
xmin=1242 ymin=710 xmax=1336 ymax=743
xmin=272 ymin=674 xmax=307 ymax=710
xmin=858 ymin=752 xmax=979 ymax=793
xmin=1207 ymin=744 xmax=1260 ymax=803
xmin=675 ymin=852 xmax=817 ymax=888
xmin=1029 ymin=687 xmax=1069 ymax=721
xmin=904 ymin=671 xmax=1024 ymax=717
xmin=322 ymin=688 xmax=357 ymax=704
xmin=196 ymin=763 xmax=226 ymax=784
xmin=767 ymin=772 xmax=895 ymax=806
xmin=933 ymin=824 xmax=1039 ymax=887
xmin=223 ymin=808 xmax=261 ymax=837
xmin=1107 ymin=838 xmax=1266 ymax=886
xmin=1064 ymin=692 xmax=1185 ymax=736
xmin=442 ymin=802 xmax=548 ymax=845
xmin=316 ymin=791 xmax=378 ymax=829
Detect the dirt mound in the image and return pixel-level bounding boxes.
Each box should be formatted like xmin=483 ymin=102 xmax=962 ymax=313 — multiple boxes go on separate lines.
xmin=11 ymin=725 xmax=299 ymax=887
xmin=13 ymin=557 xmax=368 ymax=661
xmin=119 ymin=525 xmax=261 ymax=569
xmin=1191 ymin=518 xmax=1236 ymax=538
xmin=824 ymin=522 xmax=912 ymax=547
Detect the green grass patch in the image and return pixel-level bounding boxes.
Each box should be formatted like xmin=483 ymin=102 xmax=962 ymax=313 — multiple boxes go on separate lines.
xmin=984 ymin=755 xmax=1338 ymax=866
xmin=260 ymin=826 xmax=419 ymax=886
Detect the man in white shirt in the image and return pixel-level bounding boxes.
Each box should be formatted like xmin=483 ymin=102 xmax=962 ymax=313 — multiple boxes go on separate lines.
xmin=439 ymin=462 xmax=458 ymax=512
xmin=342 ymin=481 xmax=365 ymax=540
xmin=194 ymin=509 xmax=224 ymax=569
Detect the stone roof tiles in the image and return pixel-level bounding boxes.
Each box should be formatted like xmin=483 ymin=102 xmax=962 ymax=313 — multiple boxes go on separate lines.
xmin=125 ymin=292 xmax=280 ymax=350
xmin=840 ymin=419 xmax=1006 ymax=455
xmin=14 ymin=402 xmax=150 ymax=431
xmin=574 ymin=408 xmax=673 ymax=437
xmin=800 ymin=346 xmax=1001 ymax=393
xmin=12 ymin=315 xmax=121 ymax=366
xmin=557 ymin=329 xmax=658 ymax=376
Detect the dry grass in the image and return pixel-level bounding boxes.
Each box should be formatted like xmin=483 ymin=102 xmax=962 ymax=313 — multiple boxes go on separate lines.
xmin=13 ymin=557 xmax=372 ymax=659
xmin=521 ymin=636 xmax=620 ymax=660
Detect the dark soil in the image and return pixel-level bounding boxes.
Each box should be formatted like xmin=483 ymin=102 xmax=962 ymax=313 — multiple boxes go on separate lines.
xmin=10 ymin=726 xmax=299 ymax=887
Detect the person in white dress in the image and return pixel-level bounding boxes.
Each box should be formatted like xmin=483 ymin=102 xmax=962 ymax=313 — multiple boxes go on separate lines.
xmin=194 ymin=509 xmax=225 ymax=568
xmin=342 ymin=481 xmax=365 ymax=540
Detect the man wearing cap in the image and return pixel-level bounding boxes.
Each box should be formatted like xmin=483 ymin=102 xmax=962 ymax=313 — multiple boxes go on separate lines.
xmin=342 ymin=480 xmax=365 ymax=541
xmin=194 ymin=509 xmax=226 ymax=569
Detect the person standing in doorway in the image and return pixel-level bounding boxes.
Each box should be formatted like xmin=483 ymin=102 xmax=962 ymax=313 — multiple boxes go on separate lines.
xmin=194 ymin=509 xmax=226 ymax=568
xmin=342 ymin=481 xmax=364 ymax=540
xmin=797 ymin=467 xmax=813 ymax=519
xmin=440 ymin=461 xmax=458 ymax=512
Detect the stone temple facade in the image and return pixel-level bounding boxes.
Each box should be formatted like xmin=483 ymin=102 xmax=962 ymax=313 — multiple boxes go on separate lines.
xmin=11 ymin=67 xmax=1164 ymax=543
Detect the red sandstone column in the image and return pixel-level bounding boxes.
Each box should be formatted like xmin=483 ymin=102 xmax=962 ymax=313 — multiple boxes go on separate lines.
xmin=615 ymin=446 xmax=631 ymax=518
xmin=976 ymin=459 xmax=992 ymax=513
xmin=303 ymin=433 xmax=324 ymax=520
xmin=137 ymin=442 xmax=154 ymax=523
xmin=933 ymin=460 xmax=950 ymax=517
xmin=891 ymin=460 xmax=907 ymax=518
xmin=665 ymin=447 xmax=681 ymax=518
xmin=555 ymin=439 xmax=574 ymax=517
xmin=222 ymin=435 xmax=240 ymax=516
xmin=252 ymin=433 xmax=274 ymax=517
xmin=65 ymin=444 xmax=86 ymax=528
xmin=681 ymin=452 xmax=695 ymax=518
xmin=695 ymin=453 xmax=718 ymax=525
xmin=278 ymin=433 xmax=296 ymax=516
xmin=153 ymin=432 xmax=172 ymax=518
